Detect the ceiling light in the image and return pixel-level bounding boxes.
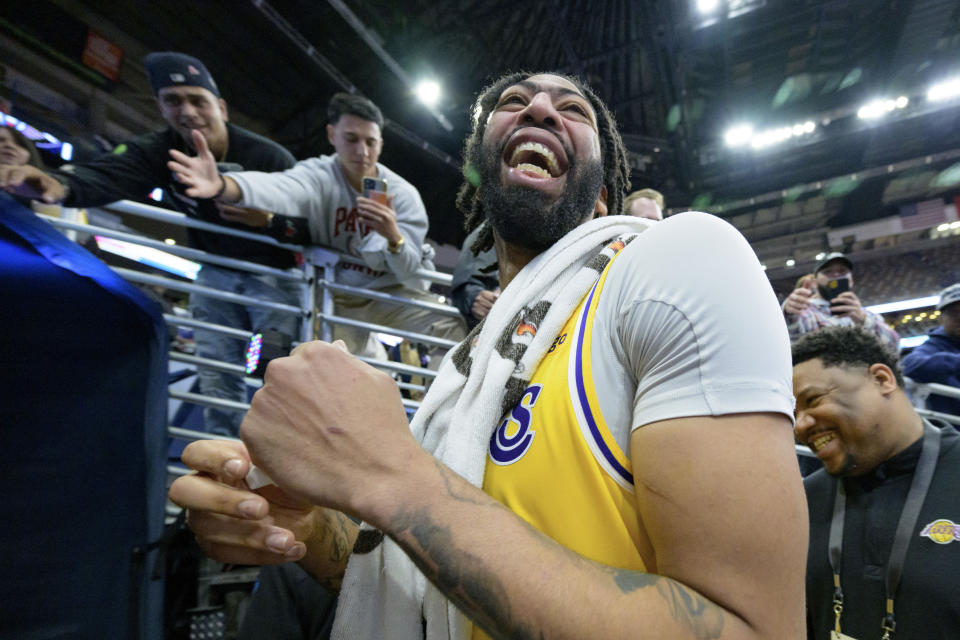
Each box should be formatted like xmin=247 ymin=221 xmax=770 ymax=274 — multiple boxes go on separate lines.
xmin=785 ymin=258 xmax=796 ymax=267
xmin=928 ymin=77 xmax=960 ymax=103
xmin=697 ymin=0 xmax=720 ymax=13
xmin=857 ymin=101 xmax=886 ymax=119
xmin=164 ymin=238 xmax=176 ymax=245
xmin=726 ymin=120 xmax=816 ymax=150
xmin=951 ymin=221 xmax=960 ymax=229
xmin=415 ymin=80 xmax=441 ymax=107
xmin=815 ymin=252 xmax=826 ymax=260
xmin=724 ymin=124 xmax=753 ymax=147
xmin=938 ymin=223 xmax=951 ymax=231
xmin=857 ymin=97 xmax=908 ymax=120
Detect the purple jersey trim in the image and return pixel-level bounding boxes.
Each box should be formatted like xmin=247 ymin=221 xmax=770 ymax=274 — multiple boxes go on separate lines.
xmin=574 ymin=277 xmax=635 ymax=486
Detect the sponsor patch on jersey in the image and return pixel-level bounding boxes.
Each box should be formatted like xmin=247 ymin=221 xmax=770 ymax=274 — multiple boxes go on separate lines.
xmin=920 ymin=519 xmax=960 ymax=544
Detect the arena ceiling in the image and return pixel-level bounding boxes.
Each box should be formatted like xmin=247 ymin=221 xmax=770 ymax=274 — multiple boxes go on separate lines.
xmin=17 ymin=0 xmax=960 ymax=247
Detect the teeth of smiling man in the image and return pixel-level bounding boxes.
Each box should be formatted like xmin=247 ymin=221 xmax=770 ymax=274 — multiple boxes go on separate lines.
xmin=515 ymin=162 xmax=551 ymax=178
xmin=509 ymin=141 xmax=560 ymax=176
xmin=811 ymin=433 xmax=835 ymax=452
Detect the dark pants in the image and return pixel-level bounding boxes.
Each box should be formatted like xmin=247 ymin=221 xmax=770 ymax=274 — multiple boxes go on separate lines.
xmin=238 ymin=564 xmax=337 ymax=640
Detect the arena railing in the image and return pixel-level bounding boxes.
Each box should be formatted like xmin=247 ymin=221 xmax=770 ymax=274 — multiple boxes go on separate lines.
xmin=906 ymin=378 xmax=960 ymax=426
xmin=35 ymin=198 xmax=464 ymax=515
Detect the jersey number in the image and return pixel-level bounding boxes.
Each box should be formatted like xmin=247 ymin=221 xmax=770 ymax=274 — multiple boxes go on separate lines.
xmin=489 ymin=384 xmax=542 ymax=465
xmin=547 ymin=333 xmax=567 ymax=353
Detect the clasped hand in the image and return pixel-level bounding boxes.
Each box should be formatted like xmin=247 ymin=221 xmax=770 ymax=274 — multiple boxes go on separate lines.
xmin=170 ymin=340 xmax=425 ymax=565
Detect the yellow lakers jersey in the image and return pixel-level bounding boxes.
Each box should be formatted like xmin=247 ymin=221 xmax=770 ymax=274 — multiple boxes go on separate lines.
xmin=466 ymin=212 xmax=798 ymax=640
xmin=482 ymin=249 xmax=645 ymax=569
xmin=470 ymin=251 xmax=643 ymax=640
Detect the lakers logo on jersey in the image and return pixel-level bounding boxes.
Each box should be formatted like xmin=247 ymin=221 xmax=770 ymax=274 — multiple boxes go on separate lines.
xmin=489 ymin=384 xmax=542 ymax=465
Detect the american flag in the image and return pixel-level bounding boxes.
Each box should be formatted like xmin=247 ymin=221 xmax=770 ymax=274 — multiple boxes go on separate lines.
xmin=900 ymin=198 xmax=945 ymax=231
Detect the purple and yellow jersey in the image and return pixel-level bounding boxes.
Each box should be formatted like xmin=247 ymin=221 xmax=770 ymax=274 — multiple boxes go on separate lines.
xmin=468 ymin=213 xmax=795 ymax=640
xmin=481 ymin=248 xmax=645 ymax=573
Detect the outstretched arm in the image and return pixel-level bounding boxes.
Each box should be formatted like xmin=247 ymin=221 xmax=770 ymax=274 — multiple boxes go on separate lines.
xmin=240 ymin=342 xmax=808 ymax=639
xmin=0 ymin=164 xmax=67 ymax=203
xmin=167 ymin=129 xmax=244 ymax=202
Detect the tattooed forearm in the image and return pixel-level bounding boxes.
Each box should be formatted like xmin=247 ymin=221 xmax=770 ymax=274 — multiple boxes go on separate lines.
xmin=316 ymin=509 xmax=355 ymax=564
xmin=386 ymin=461 xmax=727 ymax=639
xmin=391 ymin=505 xmax=542 ymax=640
xmin=606 ymin=568 xmax=724 ymax=640
xmin=300 ymin=508 xmax=358 ymax=593
xmin=656 ymin=580 xmax=724 ymax=639
xmin=433 ymin=459 xmax=490 ymax=506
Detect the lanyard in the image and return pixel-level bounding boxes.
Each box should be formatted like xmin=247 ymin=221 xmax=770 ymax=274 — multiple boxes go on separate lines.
xmin=827 ymin=421 xmax=941 ymax=640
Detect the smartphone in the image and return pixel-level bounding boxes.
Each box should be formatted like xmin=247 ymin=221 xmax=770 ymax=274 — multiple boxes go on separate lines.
xmin=361 ymin=176 xmax=389 ymax=205
xmin=824 ymin=276 xmax=851 ymax=302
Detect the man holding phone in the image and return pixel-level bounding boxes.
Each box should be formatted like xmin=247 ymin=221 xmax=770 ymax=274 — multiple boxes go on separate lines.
xmin=782 ymin=251 xmax=900 ymax=350
xmin=168 ymin=92 xmax=466 ymax=356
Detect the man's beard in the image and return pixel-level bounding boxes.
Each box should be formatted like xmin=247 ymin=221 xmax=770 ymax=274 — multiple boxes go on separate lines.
xmin=471 ymin=131 xmax=604 ymax=254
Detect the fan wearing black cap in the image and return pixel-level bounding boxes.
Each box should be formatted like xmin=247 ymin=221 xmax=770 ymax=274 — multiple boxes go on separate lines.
xmin=782 ymin=251 xmax=900 ymax=352
xmin=0 ymin=52 xmax=300 ymax=437
xmin=903 ymin=283 xmax=960 ymax=417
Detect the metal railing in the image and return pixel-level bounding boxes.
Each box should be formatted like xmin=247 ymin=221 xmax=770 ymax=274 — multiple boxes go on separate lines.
xmin=39 ymin=197 xmax=458 ymax=381
xmin=907 ymin=378 xmax=960 ymax=426
xmin=38 ymin=198 xmax=465 ymax=518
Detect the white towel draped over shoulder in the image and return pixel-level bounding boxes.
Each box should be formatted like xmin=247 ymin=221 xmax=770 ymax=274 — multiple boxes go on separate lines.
xmin=332 ymin=215 xmax=652 ymax=640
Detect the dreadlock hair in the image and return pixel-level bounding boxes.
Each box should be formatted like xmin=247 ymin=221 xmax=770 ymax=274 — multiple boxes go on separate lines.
xmin=456 ymin=71 xmax=631 ymax=256
xmin=792 ymin=326 xmax=905 ymax=388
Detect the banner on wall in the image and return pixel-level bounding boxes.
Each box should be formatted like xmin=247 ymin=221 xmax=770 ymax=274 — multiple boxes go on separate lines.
xmin=81 ymin=29 xmax=124 ymax=81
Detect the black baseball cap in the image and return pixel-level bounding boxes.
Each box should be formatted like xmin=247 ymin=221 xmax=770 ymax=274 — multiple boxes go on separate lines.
xmin=144 ymin=52 xmax=220 ymax=98
xmin=814 ymin=252 xmax=853 ymax=274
